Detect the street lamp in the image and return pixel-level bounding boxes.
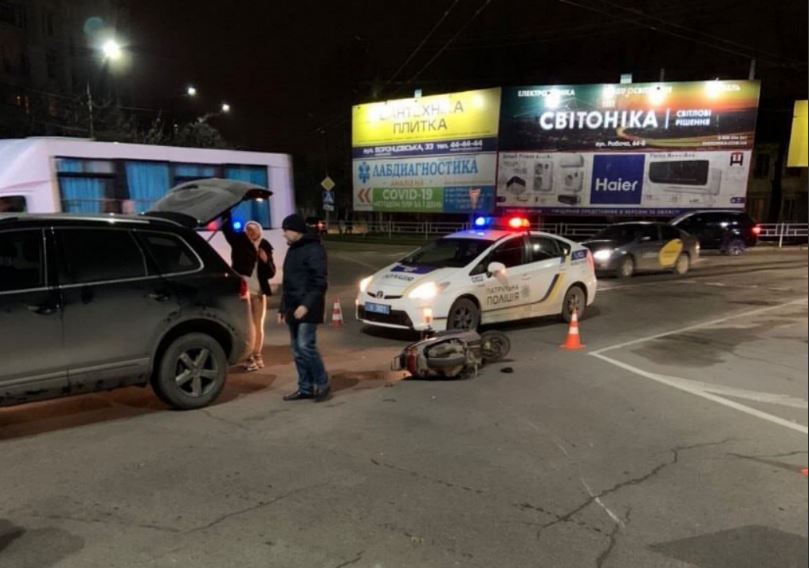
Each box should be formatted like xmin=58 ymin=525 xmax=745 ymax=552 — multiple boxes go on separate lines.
xmin=221 ymin=103 xmax=231 ymax=113
xmin=101 ymin=39 xmax=122 ymax=61
xmin=187 ymin=85 xmax=198 ymax=97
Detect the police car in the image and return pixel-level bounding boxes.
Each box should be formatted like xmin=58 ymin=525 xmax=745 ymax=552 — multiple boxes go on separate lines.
xmin=355 ymin=217 xmax=597 ymax=332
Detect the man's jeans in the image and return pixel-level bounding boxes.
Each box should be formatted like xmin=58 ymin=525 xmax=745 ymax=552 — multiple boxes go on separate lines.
xmin=288 ymin=321 xmax=329 ymax=394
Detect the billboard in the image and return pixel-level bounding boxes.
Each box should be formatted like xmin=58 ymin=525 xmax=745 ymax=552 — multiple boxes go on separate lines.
xmin=352 ymin=88 xmax=501 ymax=213
xmin=787 ymin=100 xmax=808 ymax=168
xmin=496 ymin=80 xmax=761 ymax=215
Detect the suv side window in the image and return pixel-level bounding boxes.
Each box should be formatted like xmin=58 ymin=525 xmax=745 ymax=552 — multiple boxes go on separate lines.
xmin=138 ymin=232 xmax=201 ymax=275
xmin=529 ymin=236 xmax=564 ymax=262
xmin=57 ymin=228 xmax=147 ymax=284
xmin=0 ymin=230 xmax=44 ymax=292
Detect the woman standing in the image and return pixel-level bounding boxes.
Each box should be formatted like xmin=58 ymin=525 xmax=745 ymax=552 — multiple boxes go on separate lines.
xmin=223 ymin=215 xmax=276 ymax=371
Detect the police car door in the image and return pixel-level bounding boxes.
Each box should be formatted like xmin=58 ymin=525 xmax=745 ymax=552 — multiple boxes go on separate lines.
xmin=473 ymin=235 xmax=532 ymax=324
xmin=526 ymin=235 xmax=569 ymax=317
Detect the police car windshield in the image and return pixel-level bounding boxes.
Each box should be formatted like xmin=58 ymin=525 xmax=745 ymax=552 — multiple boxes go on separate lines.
xmin=400 ymin=238 xmax=494 ymax=268
xmin=593 ymin=226 xmax=637 ymax=244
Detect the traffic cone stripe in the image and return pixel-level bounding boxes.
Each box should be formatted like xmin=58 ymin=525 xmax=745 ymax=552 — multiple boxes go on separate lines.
xmin=331 ymin=299 xmax=344 ymax=327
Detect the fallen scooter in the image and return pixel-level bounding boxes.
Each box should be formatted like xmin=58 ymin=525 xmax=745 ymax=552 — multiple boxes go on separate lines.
xmin=392 ymin=329 xmax=511 ymax=379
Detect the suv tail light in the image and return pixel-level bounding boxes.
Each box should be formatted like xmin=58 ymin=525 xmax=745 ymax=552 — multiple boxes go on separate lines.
xmin=752 ymin=225 xmax=762 ymax=236
xmin=586 ymin=250 xmax=595 ymax=272
xmin=239 ymin=278 xmax=249 ymax=300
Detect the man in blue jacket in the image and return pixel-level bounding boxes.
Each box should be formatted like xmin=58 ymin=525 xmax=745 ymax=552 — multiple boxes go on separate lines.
xmin=278 ymin=214 xmax=330 ymax=402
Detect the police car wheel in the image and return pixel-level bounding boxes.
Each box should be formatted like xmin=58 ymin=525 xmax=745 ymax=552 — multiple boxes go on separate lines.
xmin=447 ymin=298 xmax=480 ymax=330
xmin=561 ymin=286 xmax=586 ymax=323
xmin=616 ymin=256 xmax=635 ymax=279
xmin=674 ymin=253 xmax=690 ymax=275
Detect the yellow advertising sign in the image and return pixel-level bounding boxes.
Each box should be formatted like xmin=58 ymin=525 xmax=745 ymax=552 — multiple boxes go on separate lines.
xmin=352 ymin=87 xmax=501 ymax=147
xmin=787 ymin=100 xmax=808 ymax=168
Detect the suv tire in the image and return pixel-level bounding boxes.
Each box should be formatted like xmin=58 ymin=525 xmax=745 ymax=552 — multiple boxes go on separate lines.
xmin=152 ymin=333 xmax=228 ymax=410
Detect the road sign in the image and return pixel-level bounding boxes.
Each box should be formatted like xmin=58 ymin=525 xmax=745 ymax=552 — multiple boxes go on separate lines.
xmin=321 ymin=176 xmax=335 ymax=191
xmin=323 ymin=190 xmax=335 ymax=212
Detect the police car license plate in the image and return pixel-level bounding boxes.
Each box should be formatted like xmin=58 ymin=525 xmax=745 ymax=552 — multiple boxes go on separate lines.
xmin=365 ymin=302 xmax=391 ymax=315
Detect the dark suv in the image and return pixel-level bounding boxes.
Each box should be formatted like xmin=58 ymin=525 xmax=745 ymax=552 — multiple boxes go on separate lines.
xmin=0 ymin=179 xmax=271 ymax=410
xmin=670 ymin=210 xmax=761 ymax=249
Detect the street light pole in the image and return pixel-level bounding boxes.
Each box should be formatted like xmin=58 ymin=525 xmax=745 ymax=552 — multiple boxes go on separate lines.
xmin=86 ymin=80 xmax=94 ymax=139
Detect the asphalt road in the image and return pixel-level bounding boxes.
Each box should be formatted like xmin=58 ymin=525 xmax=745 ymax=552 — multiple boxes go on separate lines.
xmin=1 ymin=245 xmax=807 ymax=568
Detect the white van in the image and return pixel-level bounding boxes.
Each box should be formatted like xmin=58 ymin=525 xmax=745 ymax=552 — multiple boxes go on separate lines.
xmin=0 ymin=137 xmax=296 ymax=288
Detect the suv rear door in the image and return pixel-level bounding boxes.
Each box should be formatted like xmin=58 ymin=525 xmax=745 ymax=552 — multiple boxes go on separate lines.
xmin=55 ymin=226 xmax=182 ymax=394
xmin=0 ymin=227 xmax=67 ymax=403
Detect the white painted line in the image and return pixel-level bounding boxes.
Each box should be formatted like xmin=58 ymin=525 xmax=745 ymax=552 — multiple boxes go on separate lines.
xmin=591 ymin=298 xmax=808 ymax=355
xmin=591 ymin=352 xmax=808 ymax=435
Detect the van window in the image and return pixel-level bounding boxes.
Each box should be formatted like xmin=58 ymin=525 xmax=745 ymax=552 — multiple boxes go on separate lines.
xmin=0 ymin=230 xmax=44 ymax=292
xmin=0 ymin=196 xmax=26 ymax=213
xmin=57 ymin=229 xmax=147 ymax=284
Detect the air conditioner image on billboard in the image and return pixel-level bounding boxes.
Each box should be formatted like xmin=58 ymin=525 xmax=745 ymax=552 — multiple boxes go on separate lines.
xmin=559 ymin=154 xmax=585 ymax=193
xmin=533 ymin=160 xmax=553 ymax=192
xmin=646 ymin=159 xmax=722 ymax=196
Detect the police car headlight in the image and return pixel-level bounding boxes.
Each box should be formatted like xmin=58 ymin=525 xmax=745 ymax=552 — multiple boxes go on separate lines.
xmin=408 ymin=282 xmax=439 ymax=300
xmin=359 ymin=276 xmax=373 ymax=293
xmin=593 ymin=249 xmax=613 ymax=262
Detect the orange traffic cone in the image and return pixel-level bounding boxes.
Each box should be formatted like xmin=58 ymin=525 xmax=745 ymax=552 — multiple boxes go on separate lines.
xmin=561 ymin=310 xmax=585 ymax=350
xmin=331 ymin=299 xmax=344 ymax=327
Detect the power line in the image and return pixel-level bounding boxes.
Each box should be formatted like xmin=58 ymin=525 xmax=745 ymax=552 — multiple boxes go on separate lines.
xmin=406 ymin=0 xmax=495 ymax=86
xmin=598 ymin=0 xmax=805 ymax=67
xmin=558 ymin=0 xmax=805 ymax=68
xmin=380 ymin=0 xmax=460 ymax=94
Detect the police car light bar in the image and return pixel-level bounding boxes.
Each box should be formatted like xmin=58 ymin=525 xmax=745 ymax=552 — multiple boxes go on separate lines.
xmin=508 ymin=217 xmax=530 ymax=229
xmin=473 ymin=216 xmax=530 ymax=230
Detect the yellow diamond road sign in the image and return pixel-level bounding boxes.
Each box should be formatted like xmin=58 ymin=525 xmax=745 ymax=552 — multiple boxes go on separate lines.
xmin=321 ymin=176 xmax=335 ymax=191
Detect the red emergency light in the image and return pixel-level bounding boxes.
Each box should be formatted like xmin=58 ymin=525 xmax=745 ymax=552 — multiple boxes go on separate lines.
xmin=508 ymin=217 xmax=530 ymax=230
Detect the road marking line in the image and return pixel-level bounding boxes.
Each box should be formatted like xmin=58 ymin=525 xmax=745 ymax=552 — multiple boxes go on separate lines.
xmin=581 ymin=478 xmax=625 ymax=527
xmin=591 ymin=299 xmax=808 ymax=355
xmin=591 ymin=352 xmax=808 ymax=435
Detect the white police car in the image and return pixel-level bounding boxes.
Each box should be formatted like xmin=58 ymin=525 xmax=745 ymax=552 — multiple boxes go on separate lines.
xmin=356 ymin=217 xmax=597 ymax=332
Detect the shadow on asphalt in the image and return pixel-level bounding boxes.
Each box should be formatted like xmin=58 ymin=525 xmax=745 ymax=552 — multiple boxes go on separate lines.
xmin=0 ymin=358 xmax=281 ymax=441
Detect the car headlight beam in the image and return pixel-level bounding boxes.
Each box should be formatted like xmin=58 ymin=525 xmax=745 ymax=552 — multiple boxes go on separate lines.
xmin=593 ymin=249 xmax=613 ymax=262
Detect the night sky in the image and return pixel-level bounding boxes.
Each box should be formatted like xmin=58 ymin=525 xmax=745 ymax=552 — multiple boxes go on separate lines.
xmin=127 ymin=0 xmax=807 ymax=204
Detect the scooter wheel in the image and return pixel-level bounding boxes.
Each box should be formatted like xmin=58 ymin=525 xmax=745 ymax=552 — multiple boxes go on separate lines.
xmin=480 ymin=331 xmax=511 ymax=363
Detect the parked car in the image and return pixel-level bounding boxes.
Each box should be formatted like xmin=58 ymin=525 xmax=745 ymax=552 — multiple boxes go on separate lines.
xmin=0 ymin=179 xmax=271 ymax=410
xmin=670 ymin=210 xmax=761 ymax=249
xmin=355 ymin=217 xmax=597 ymax=332
xmin=582 ymin=222 xmax=699 ymax=279
xmin=306 ymin=217 xmax=328 ymax=235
